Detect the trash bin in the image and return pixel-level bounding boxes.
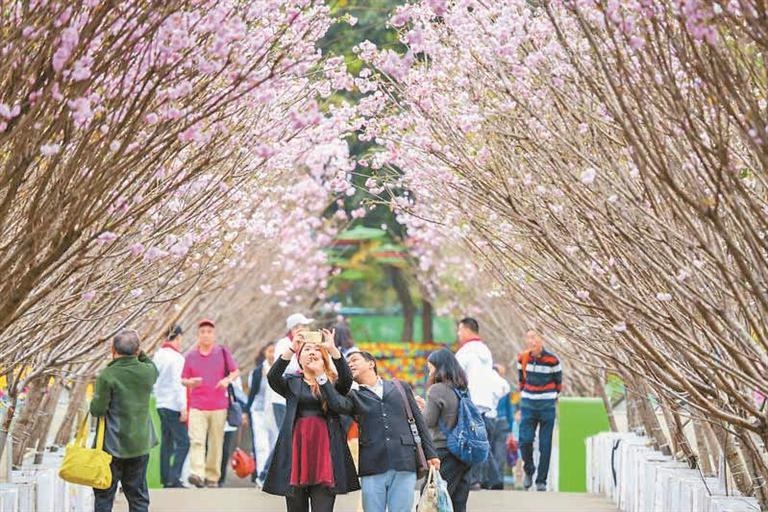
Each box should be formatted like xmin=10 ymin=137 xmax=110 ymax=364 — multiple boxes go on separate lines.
xmin=558 ymin=397 xmax=611 ymax=492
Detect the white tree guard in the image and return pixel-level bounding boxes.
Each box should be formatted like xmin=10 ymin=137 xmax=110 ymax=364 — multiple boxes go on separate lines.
xmin=587 ymin=432 xmax=760 ymax=512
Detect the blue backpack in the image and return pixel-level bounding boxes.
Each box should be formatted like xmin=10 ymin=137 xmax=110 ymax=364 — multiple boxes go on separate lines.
xmin=440 ymin=388 xmax=490 ymax=465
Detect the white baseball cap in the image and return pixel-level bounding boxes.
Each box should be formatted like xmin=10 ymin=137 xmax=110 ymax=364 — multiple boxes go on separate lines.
xmin=286 ymin=313 xmax=314 ymax=330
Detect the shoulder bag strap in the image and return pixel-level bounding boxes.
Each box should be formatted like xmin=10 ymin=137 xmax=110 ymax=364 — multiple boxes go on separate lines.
xmin=222 ymin=347 xmax=235 ymax=404
xmin=95 ymin=417 xmax=106 ymax=450
xmin=392 ymin=379 xmax=428 ymax=470
xmin=75 ymin=413 xmax=90 ymax=447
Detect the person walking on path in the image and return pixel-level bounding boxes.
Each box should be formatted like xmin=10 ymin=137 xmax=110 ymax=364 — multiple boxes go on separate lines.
xmin=494 ymin=364 xmax=520 ymax=486
xmin=181 ymin=318 xmax=240 ymax=488
xmin=320 ymin=351 xmax=439 ymax=512
xmin=263 ymin=330 xmax=360 ymax=512
xmin=489 ymin=364 xmax=517 ymax=487
xmin=247 ymin=342 xmax=277 ymax=488
xmin=453 ymin=317 xmax=503 ymax=489
xmin=482 ymin=364 xmax=511 ymax=489
xmin=517 ymin=328 xmax=562 ymax=491
xmin=417 ymin=348 xmax=473 ymax=512
xmin=90 ymin=329 xmax=158 ymax=512
xmin=218 ymin=376 xmax=248 ymax=487
xmin=153 ymin=324 xmax=190 ymax=489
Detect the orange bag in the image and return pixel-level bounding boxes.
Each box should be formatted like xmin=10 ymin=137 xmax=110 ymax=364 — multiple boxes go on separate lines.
xmin=519 ymin=350 xmax=532 ymax=385
xmin=347 ymin=420 xmax=359 ymax=441
xmin=230 ymin=447 xmax=255 ymax=479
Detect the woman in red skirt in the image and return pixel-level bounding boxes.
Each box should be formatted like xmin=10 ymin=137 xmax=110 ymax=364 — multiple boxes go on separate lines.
xmin=263 ymin=329 xmax=360 ymax=511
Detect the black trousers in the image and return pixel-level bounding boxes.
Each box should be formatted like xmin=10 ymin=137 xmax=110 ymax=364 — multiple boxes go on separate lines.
xmin=469 ymin=415 xmax=503 ymax=488
xmin=285 ymin=485 xmax=336 ymax=512
xmin=157 ymin=408 xmax=190 ymax=487
xmin=219 ymin=429 xmax=237 ymax=485
xmin=94 ymin=454 xmax=150 ymax=512
xmin=437 ymin=447 xmax=471 ymax=512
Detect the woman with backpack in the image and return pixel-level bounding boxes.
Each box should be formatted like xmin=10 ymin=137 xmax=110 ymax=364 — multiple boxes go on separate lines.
xmin=421 ymin=348 xmax=474 ymax=512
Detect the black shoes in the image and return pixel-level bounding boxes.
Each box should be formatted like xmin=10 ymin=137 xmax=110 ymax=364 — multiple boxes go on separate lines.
xmin=523 ymin=473 xmax=533 ymax=490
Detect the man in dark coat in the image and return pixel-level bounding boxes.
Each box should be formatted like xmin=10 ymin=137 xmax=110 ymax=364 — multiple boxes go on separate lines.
xmin=320 ymin=351 xmax=439 ymax=512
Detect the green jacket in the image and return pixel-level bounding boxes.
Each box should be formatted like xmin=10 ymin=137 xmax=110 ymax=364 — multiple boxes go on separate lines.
xmin=90 ymin=352 xmax=159 ymax=458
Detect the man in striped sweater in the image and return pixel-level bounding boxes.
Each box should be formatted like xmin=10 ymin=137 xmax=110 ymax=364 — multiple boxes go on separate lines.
xmin=517 ymin=328 xmax=562 ymax=491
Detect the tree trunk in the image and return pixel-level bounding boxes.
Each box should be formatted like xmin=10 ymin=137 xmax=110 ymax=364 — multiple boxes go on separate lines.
xmin=388 ymin=266 xmax=414 ymax=342
xmin=421 ymin=299 xmax=434 ymax=342
xmin=626 ymin=390 xmax=640 ymax=432
xmin=31 ymin=378 xmax=64 ymax=464
xmin=659 ymin=401 xmax=681 ymax=458
xmin=54 ymin=378 xmax=89 ymax=446
xmin=712 ymin=422 xmax=753 ymax=497
xmin=633 ymin=381 xmax=671 ymax=456
xmin=0 ymin=393 xmax=18 ymax=469
xmin=671 ymin=406 xmax=697 ymax=468
xmin=693 ymin=418 xmax=715 ymax=476
xmin=737 ymin=428 xmax=768 ymax=508
xmin=703 ymin=421 xmax=722 ymax=474
xmin=12 ymin=377 xmax=47 ymax=466
xmin=595 ymin=376 xmax=618 ymax=432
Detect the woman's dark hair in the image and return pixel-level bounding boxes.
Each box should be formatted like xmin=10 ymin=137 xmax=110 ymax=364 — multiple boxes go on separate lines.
xmin=167 ymin=324 xmax=182 ymax=341
xmin=427 ymin=348 xmax=468 ymax=389
xmin=333 ymin=323 xmax=354 ymax=351
xmin=254 ymin=342 xmax=274 ymax=366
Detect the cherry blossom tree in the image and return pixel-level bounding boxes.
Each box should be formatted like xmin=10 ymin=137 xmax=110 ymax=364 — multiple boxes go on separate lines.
xmin=0 ymin=0 xmax=358 ymax=464
xmin=359 ymin=0 xmax=768 ymax=503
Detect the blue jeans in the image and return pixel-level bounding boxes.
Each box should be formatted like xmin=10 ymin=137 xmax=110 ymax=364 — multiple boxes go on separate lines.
xmin=519 ymin=407 xmax=556 ymax=485
xmin=361 ymin=469 xmax=417 ymax=512
xmin=157 ymin=408 xmax=190 ymax=487
xmin=491 ymin=417 xmax=510 ymax=485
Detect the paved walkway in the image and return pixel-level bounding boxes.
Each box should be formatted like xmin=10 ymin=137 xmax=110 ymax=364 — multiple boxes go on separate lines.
xmin=115 ymin=488 xmax=618 ymax=512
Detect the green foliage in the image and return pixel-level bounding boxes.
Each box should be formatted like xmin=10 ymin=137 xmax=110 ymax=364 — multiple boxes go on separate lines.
xmin=321 ymin=0 xmax=404 ymax=59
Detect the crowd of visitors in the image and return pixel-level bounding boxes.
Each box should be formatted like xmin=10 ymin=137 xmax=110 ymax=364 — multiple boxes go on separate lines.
xmin=87 ymin=315 xmax=562 ymax=512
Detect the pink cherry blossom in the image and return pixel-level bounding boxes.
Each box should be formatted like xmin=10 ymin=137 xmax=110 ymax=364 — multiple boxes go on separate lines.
xmin=40 ymin=143 xmax=61 ymax=156
xmin=96 ymin=231 xmax=117 ymax=244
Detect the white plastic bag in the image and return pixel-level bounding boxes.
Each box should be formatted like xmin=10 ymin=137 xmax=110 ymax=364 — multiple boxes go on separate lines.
xmin=417 ymin=466 xmax=454 ymax=512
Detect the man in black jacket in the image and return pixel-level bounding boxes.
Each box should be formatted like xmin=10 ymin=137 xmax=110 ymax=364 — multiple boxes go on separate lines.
xmin=319 ymin=351 xmax=439 ymax=512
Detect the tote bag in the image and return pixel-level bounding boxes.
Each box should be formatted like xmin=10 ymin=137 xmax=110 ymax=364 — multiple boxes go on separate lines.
xmin=417 ymin=466 xmax=454 ymax=512
xmin=59 ymin=414 xmax=112 ymax=489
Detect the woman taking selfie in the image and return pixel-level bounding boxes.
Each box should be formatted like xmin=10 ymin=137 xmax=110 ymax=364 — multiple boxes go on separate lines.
xmin=422 ymin=348 xmax=473 ymax=512
xmin=262 ymin=329 xmax=360 ymax=511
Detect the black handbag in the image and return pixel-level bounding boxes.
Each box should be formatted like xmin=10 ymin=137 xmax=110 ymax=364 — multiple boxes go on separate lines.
xmin=223 ymin=348 xmax=243 ymax=427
